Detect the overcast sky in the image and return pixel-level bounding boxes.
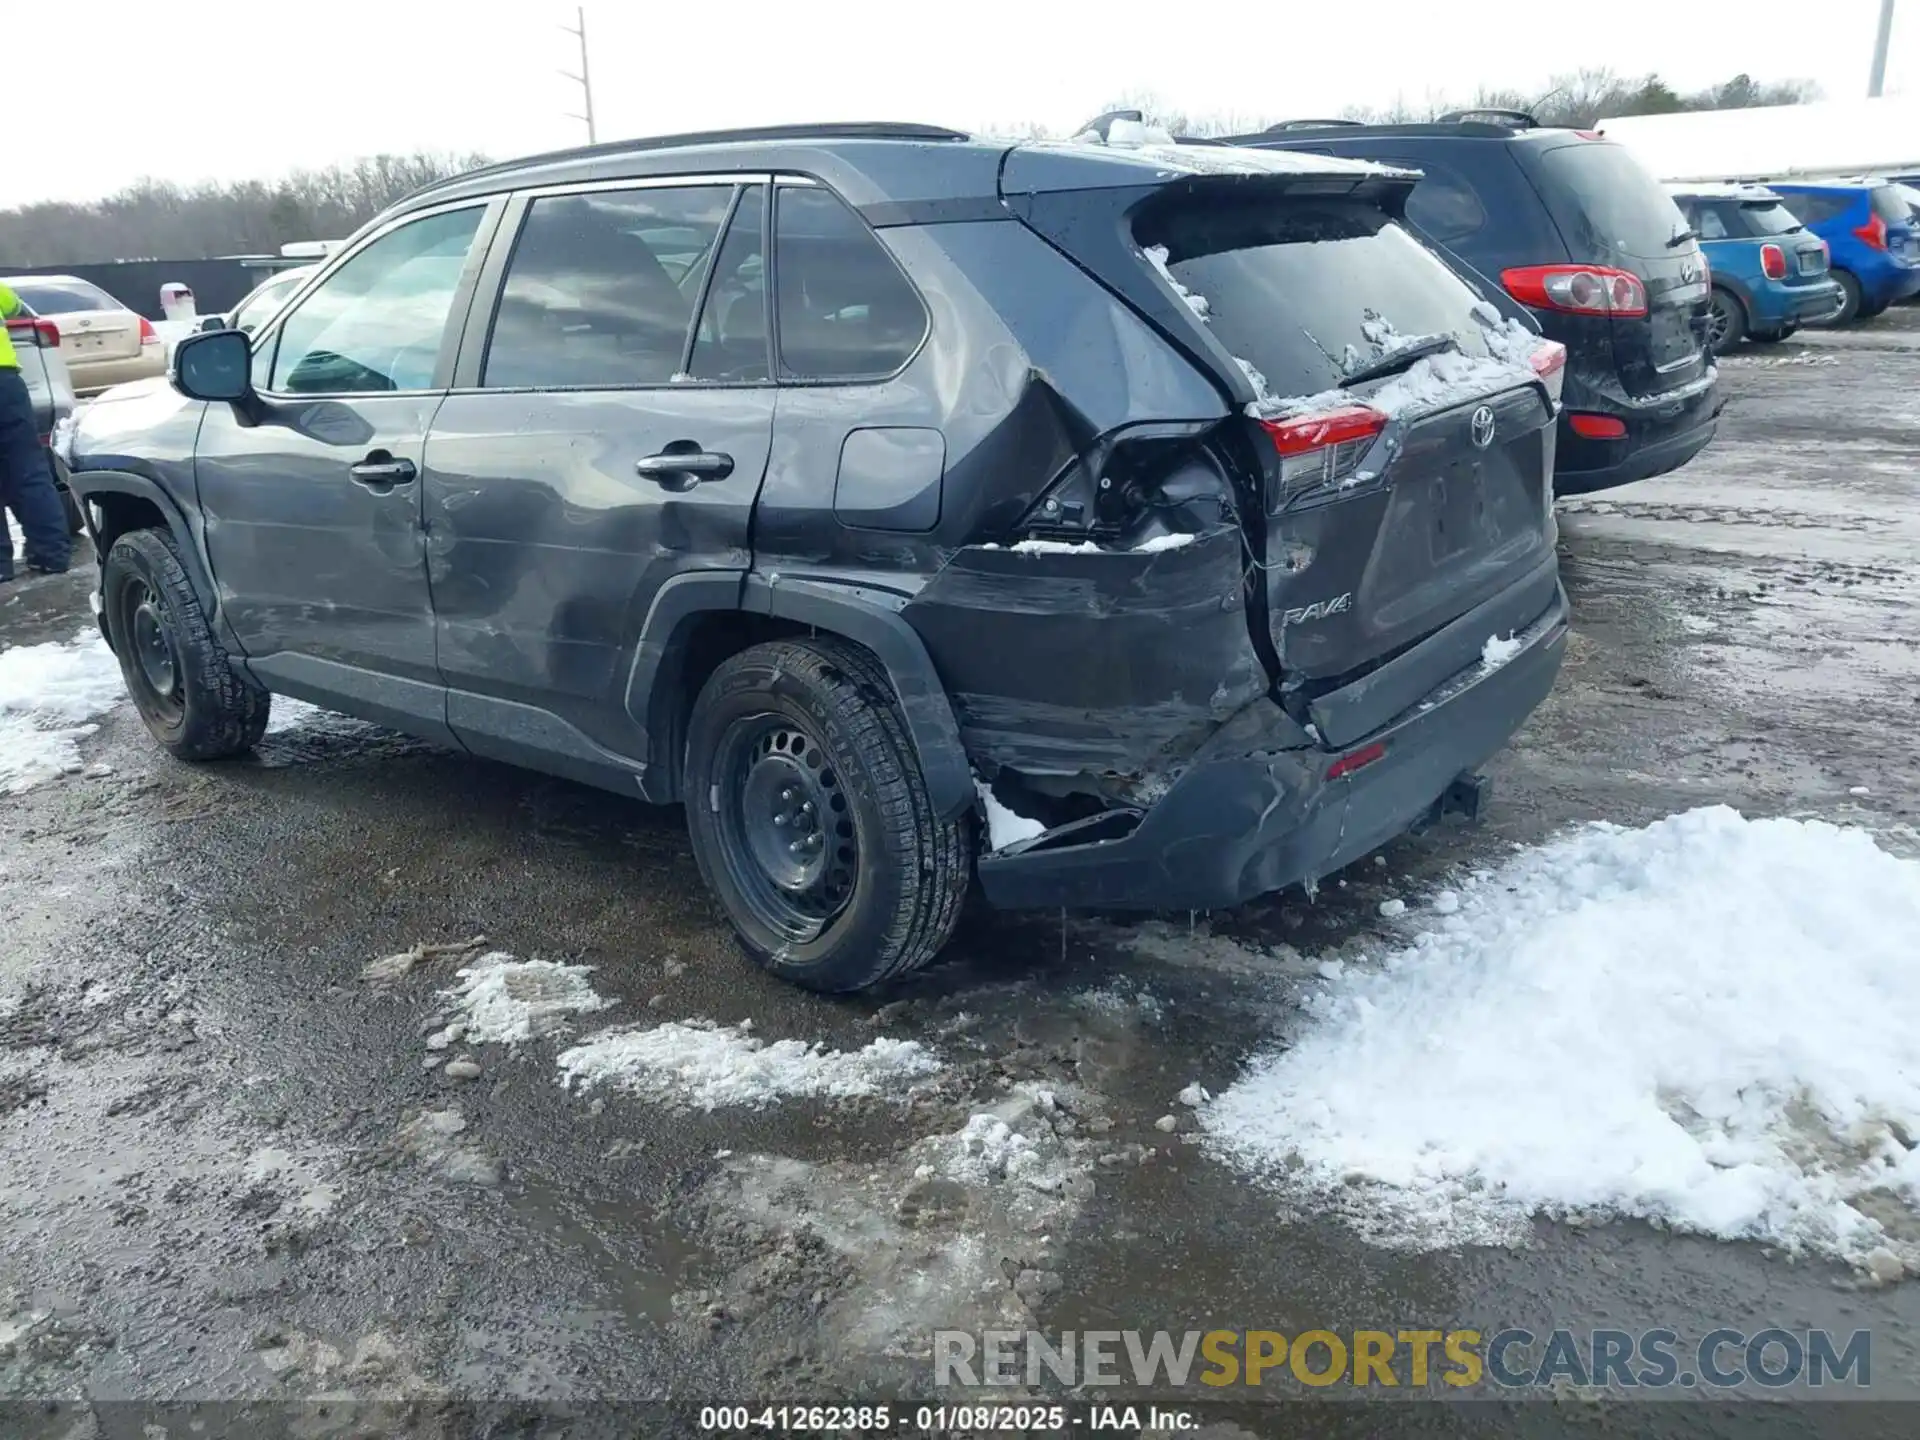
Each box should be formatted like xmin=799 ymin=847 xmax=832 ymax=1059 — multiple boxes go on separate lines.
xmin=11 ymin=0 xmax=1911 ymax=206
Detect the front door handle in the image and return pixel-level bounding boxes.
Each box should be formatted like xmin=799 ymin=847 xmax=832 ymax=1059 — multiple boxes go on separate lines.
xmin=349 ymin=453 xmax=417 ymax=491
xmin=635 ymin=443 xmax=734 ymax=492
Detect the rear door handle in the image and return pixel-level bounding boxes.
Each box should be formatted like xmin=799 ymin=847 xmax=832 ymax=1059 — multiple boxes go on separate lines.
xmin=635 ymin=444 xmax=734 ymax=491
xmin=349 ymin=454 xmax=417 ymax=491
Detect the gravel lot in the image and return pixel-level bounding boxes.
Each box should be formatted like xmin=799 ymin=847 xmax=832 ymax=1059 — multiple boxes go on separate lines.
xmin=3 ymin=310 xmax=1918 ymax=1437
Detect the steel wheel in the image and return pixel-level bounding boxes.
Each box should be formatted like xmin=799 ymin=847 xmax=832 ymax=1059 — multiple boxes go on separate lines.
xmin=120 ymin=576 xmax=185 ymax=725
xmin=709 ymin=714 xmax=859 ymax=943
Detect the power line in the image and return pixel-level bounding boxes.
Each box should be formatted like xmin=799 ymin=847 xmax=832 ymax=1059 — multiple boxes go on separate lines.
xmin=560 ymin=5 xmax=597 ymax=143
xmin=1869 ymin=0 xmax=1896 ymax=97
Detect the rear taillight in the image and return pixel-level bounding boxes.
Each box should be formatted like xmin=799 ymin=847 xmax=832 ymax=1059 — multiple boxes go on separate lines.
xmin=1257 ymin=406 xmax=1387 ymax=504
xmin=1853 ymin=213 xmax=1888 ymax=251
xmin=1760 ymin=243 xmax=1788 ymax=280
xmin=1501 ymin=264 xmax=1649 ymax=318
xmin=138 ymin=316 xmax=160 ymax=346
xmin=1569 ymin=412 xmax=1628 ymax=440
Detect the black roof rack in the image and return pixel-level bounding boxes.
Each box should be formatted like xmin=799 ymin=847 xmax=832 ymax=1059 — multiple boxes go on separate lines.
xmin=1266 ymin=118 xmax=1365 ymax=132
xmin=407 ymin=122 xmax=969 ymax=200
xmin=1436 ymin=108 xmax=1538 ymax=129
xmin=1076 ymin=108 xmax=1146 ymax=141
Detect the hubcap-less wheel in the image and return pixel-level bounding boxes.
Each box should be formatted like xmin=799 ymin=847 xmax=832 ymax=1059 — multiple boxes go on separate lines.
xmin=123 ymin=578 xmax=184 ymax=723
xmin=714 ymin=716 xmax=859 ymax=941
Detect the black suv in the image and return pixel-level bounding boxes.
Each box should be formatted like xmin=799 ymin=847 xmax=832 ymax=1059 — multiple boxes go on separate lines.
xmin=1234 ymin=111 xmax=1720 ymax=495
xmin=67 ymin=123 xmax=1570 ymax=992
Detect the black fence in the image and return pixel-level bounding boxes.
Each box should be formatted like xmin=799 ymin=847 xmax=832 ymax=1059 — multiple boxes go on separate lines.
xmin=5 ymin=258 xmax=285 ymax=318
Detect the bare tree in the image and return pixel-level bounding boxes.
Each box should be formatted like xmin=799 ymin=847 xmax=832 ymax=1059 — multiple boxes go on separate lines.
xmin=0 ymin=151 xmax=489 ymax=267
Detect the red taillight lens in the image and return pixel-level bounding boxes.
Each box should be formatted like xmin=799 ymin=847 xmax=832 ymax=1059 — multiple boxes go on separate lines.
xmin=34 ymin=318 xmax=60 ymax=347
xmin=1327 ymin=741 xmax=1388 ymax=780
xmin=1760 ymin=243 xmax=1788 ymax=280
xmin=1501 ymin=264 xmax=1649 ymax=318
xmin=138 ymin=316 xmax=160 ymax=346
xmin=1569 ymin=412 xmax=1628 ymax=440
xmin=1853 ymin=213 xmax=1888 ymax=251
xmin=1257 ymin=406 xmax=1387 ymax=506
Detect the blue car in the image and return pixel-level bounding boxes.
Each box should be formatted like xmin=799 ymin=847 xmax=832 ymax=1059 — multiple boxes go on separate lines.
xmin=1667 ymin=184 xmax=1842 ymax=348
xmin=1767 ymin=180 xmax=1920 ymax=324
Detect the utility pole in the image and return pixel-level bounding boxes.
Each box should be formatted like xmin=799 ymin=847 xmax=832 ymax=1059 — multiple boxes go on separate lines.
xmin=1868 ymin=0 xmax=1896 ymax=97
xmin=561 ymin=5 xmax=597 ymax=143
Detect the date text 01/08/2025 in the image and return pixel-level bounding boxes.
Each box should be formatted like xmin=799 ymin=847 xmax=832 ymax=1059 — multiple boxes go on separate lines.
xmin=699 ymin=1403 xmax=1172 ymax=1431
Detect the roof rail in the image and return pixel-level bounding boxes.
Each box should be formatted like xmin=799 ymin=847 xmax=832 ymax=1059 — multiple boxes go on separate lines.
xmin=1436 ymin=107 xmax=1538 ymax=129
xmin=1266 ymin=118 xmax=1365 ymax=132
xmin=405 ymin=121 xmax=970 ymax=200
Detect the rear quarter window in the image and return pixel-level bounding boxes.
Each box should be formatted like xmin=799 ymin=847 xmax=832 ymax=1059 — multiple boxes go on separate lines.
xmin=1150 ymin=198 xmax=1501 ymax=399
xmin=1396 ymin=161 xmax=1489 ymax=245
xmin=1530 ymin=141 xmax=1688 ymax=260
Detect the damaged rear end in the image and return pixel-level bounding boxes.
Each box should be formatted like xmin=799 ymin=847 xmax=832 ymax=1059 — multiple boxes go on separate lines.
xmin=906 ymin=141 xmax=1572 ymax=910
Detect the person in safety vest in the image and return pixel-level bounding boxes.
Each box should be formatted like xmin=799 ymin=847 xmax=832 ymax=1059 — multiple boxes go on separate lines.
xmin=0 ymin=279 xmax=74 ymax=581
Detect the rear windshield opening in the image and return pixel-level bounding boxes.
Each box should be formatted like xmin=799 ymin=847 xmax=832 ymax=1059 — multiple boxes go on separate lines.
xmin=1535 ymin=142 xmax=1689 ymax=258
xmin=1736 ymin=201 xmax=1805 ymax=237
xmin=8 ymin=279 xmax=122 ymax=315
xmin=1144 ymin=197 xmax=1499 ymax=399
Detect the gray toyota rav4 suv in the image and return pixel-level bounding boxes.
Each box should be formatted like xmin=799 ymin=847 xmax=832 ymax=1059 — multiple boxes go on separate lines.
xmin=65 ymin=122 xmax=1571 ymax=992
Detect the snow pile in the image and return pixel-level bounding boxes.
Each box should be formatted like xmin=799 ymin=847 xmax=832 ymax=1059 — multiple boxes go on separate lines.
xmin=1202 ymin=807 xmax=1920 ymax=1269
xmin=0 ymin=631 xmax=127 ymax=795
xmin=441 ymin=954 xmax=614 ymax=1045
xmin=1143 ymin=243 xmax=1209 ymax=319
xmin=921 ymin=1110 xmax=1076 ymax=1195
xmin=976 ymin=779 xmax=1045 ymax=851
xmin=1132 ymin=532 xmax=1196 ymax=554
xmin=555 ymin=1020 xmax=941 ymax=1110
xmin=1481 ymin=632 xmax=1524 ymax=670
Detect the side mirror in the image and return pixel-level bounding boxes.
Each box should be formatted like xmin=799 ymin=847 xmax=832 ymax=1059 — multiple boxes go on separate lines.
xmin=199 ymin=314 xmax=229 ymax=332
xmin=172 ymin=328 xmax=253 ymax=404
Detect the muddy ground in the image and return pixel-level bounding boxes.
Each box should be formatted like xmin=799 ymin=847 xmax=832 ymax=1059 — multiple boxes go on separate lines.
xmin=3 ymin=312 xmax=1918 ymax=1438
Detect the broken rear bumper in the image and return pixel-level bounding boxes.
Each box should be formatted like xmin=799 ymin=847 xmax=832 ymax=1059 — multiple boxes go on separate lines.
xmin=976 ymin=583 xmax=1571 ymax=912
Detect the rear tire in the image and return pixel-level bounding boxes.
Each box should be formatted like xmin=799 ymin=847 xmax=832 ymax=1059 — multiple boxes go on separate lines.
xmin=1706 ymin=287 xmax=1747 ymax=352
xmin=1828 ymin=271 xmax=1862 ymax=325
xmin=1857 ymin=298 xmax=1888 ymax=319
xmin=683 ymin=636 xmax=971 ymax=993
xmin=102 ymin=528 xmax=269 ymax=761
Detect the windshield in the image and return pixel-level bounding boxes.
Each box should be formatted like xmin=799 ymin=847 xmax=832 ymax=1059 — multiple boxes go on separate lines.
xmin=1534 ymin=142 xmax=1689 ymax=259
xmin=232 ymin=272 xmax=305 ymax=331
xmin=1152 ymin=198 xmax=1500 ymax=399
xmin=1738 ymin=202 xmax=1804 ymax=237
xmin=8 ymin=278 xmax=122 ymax=315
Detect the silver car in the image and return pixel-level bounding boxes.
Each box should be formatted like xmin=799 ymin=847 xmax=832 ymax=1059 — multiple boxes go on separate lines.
xmin=1 ymin=274 xmax=165 ymax=395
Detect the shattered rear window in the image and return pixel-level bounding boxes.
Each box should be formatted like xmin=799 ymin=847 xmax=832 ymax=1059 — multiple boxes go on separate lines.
xmin=1147 ymin=198 xmax=1498 ymax=399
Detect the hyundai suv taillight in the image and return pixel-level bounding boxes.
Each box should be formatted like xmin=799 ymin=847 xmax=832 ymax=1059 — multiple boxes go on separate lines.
xmin=1500 ymin=264 xmax=1649 ymax=318
xmin=1258 ymin=406 xmax=1386 ymax=507
xmin=1760 ymin=243 xmax=1788 ymax=280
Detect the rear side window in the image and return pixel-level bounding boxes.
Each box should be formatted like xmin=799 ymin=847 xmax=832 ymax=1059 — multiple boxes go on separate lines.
xmin=9 ymin=278 xmax=120 ymax=314
xmin=1871 ymin=186 xmax=1915 ymax=224
xmin=1532 ymin=142 xmax=1688 ymax=259
xmin=1153 ymin=198 xmax=1502 ymax=400
xmin=687 ymin=186 xmax=769 ymax=383
xmin=1398 ymin=162 xmax=1488 ymax=245
xmin=484 ymin=185 xmax=733 ymax=389
xmin=1690 ymin=204 xmax=1729 ymax=240
xmin=773 ymin=186 xmax=927 ymax=380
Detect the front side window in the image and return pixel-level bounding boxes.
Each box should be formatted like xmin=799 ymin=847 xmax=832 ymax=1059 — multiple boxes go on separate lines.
xmin=270 ymin=206 xmax=484 ymax=394
xmin=774 ymin=185 xmax=927 ymax=381
xmin=482 ymin=184 xmax=733 ymax=389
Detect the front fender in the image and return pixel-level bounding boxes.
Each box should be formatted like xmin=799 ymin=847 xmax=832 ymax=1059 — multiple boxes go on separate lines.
xmin=65 ymin=468 xmax=226 ymax=645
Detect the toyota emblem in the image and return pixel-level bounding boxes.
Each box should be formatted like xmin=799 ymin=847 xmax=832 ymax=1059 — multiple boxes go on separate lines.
xmin=1470 ymin=406 xmax=1497 ymax=449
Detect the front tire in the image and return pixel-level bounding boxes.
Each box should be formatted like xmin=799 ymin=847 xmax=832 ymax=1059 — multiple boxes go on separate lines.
xmin=683 ymin=636 xmax=970 ymax=993
xmin=102 ymin=528 xmax=269 ymax=760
